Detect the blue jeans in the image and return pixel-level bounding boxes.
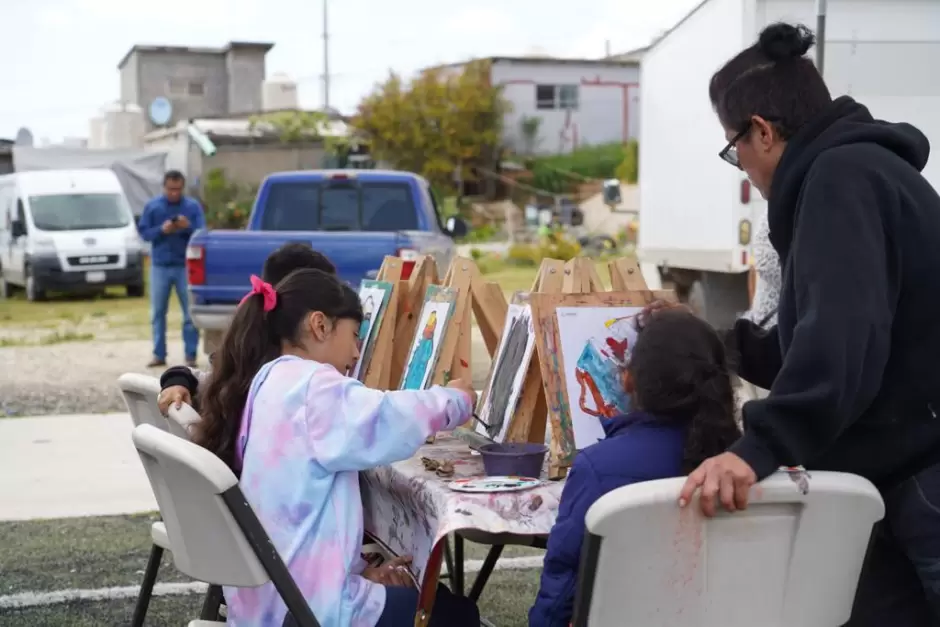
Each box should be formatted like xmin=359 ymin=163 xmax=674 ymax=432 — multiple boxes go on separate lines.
xmin=375 ymin=584 xmax=479 ymax=627
xmin=150 ymin=264 xmax=198 ymax=361
xmin=845 ymin=461 xmax=940 ymax=626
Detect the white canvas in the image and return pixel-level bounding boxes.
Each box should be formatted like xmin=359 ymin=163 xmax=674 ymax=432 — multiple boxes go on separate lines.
xmin=352 ymin=284 xmax=390 ymax=380
xmin=400 ymin=300 xmax=453 ymax=390
xmin=476 ymin=304 xmax=537 ymax=442
xmin=555 ymin=306 xmax=643 ymax=449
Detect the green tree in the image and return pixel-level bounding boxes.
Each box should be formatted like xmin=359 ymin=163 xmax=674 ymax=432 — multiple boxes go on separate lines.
xmin=354 ymin=60 xmax=509 ymax=189
xmin=248 ymin=110 xmax=329 ymax=143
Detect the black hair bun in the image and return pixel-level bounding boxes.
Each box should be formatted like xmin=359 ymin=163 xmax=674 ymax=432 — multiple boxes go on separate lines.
xmin=759 ymin=22 xmax=815 ymax=62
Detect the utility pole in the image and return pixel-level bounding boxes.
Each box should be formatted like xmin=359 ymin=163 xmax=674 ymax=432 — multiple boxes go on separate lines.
xmin=322 ymin=0 xmax=330 ymax=109
xmin=816 ymin=0 xmax=827 ymax=76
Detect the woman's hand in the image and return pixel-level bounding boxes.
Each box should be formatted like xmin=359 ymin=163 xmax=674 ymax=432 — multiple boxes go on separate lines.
xmin=363 ymin=555 xmax=415 ymax=588
xmin=158 ymin=385 xmax=192 ymax=415
xmin=678 ymin=452 xmax=757 ymax=517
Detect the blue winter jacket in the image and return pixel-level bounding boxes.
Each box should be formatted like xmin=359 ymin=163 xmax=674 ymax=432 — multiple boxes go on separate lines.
xmin=529 ymin=413 xmax=686 ymax=627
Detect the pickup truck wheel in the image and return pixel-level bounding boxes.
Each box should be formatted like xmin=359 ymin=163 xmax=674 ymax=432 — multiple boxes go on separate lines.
xmin=25 ymin=266 xmax=46 ymax=302
xmin=126 ymin=283 xmax=145 ymax=298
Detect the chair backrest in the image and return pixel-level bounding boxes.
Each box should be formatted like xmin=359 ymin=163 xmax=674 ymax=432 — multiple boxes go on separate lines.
xmin=167 ymin=402 xmax=202 ymax=441
xmin=574 ymin=471 xmax=885 ymax=627
xmin=118 ymin=373 xmax=167 ymax=430
xmin=131 ymin=424 xmax=320 ymax=627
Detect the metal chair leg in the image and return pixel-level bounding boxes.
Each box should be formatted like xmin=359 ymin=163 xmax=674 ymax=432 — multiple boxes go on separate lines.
xmin=131 ymin=543 xmax=164 ymax=627
xmin=453 ymin=533 xmax=465 ymax=595
xmin=199 ymin=584 xmax=225 ymax=620
xmin=441 ymin=535 xmax=455 ymax=582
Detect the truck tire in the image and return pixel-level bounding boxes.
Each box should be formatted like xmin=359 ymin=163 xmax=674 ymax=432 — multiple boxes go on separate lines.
xmin=25 ymin=266 xmax=45 ymax=302
xmin=126 ymin=283 xmax=145 ymax=298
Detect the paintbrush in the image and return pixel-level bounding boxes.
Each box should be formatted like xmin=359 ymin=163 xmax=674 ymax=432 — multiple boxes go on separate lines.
xmin=471 ymin=413 xmax=492 ymax=430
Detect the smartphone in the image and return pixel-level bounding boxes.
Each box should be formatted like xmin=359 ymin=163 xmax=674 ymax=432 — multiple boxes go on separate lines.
xmin=171 ymin=215 xmax=181 ymax=223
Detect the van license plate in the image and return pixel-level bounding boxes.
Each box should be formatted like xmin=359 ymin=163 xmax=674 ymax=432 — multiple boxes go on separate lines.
xmin=85 ymin=271 xmax=106 ymax=284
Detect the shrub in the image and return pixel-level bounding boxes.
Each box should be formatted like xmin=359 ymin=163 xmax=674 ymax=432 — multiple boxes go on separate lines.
xmin=507 ymin=243 xmax=538 ymax=267
xmin=201 ymin=168 xmax=257 ymax=229
xmin=460 ymin=223 xmax=499 ymax=244
xmin=528 ymin=143 xmax=628 ymax=192
xmin=615 ymin=139 xmax=639 ymax=184
xmin=506 ymin=236 xmax=582 ymax=266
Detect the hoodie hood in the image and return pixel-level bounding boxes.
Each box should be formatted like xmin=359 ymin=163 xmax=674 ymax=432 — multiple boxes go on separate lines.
xmin=768 ymin=96 xmax=931 ymax=257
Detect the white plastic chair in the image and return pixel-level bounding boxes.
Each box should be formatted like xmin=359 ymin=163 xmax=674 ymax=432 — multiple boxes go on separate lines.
xmin=131 ymin=423 xmax=320 ymax=627
xmin=117 ymin=372 xmax=173 ymax=627
xmin=118 ymin=373 xmax=166 ymax=430
xmin=572 ymin=471 xmax=885 ymax=627
xmin=167 ymin=402 xmax=202 ymax=441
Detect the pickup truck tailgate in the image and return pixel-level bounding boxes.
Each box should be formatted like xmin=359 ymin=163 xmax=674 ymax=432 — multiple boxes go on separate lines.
xmin=193 ymin=230 xmax=406 ymax=305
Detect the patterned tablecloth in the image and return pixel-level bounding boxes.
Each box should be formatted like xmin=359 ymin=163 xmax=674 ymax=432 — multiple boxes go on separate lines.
xmin=360 ymin=432 xmax=564 ymax=586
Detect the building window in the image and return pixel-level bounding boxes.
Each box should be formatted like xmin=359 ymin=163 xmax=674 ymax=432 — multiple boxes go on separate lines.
xmin=536 ymin=85 xmax=556 ymax=110
xmin=559 ymin=84 xmax=579 ymax=110
xmin=535 ymin=84 xmax=580 ymax=111
xmin=166 ymin=78 xmax=205 ymax=98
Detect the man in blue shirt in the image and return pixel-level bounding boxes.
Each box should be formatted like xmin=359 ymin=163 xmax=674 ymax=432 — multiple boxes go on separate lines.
xmin=138 ymin=170 xmax=204 ymax=368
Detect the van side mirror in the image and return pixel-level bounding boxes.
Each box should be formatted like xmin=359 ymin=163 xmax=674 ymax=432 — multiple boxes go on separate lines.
xmin=445 ymin=216 xmax=468 ymax=239
xmin=11 ymin=220 xmax=26 ymax=238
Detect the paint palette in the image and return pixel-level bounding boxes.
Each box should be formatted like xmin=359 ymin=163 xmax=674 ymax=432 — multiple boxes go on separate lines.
xmin=447 ymin=476 xmax=541 ymax=494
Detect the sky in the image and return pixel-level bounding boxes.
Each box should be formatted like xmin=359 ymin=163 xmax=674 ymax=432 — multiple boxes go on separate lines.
xmin=0 ymin=0 xmax=702 ymax=142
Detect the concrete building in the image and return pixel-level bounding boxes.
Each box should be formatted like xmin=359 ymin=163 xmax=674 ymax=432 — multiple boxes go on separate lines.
xmin=118 ymin=41 xmax=274 ymax=132
xmin=431 ymin=56 xmax=640 ymax=154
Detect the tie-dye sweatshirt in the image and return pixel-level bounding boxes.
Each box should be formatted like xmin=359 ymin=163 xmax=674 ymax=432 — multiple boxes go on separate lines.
xmin=224 ymin=355 xmax=472 ymax=627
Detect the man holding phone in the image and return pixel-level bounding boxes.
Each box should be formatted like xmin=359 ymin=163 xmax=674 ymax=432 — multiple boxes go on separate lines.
xmin=138 ymin=170 xmax=205 ymax=368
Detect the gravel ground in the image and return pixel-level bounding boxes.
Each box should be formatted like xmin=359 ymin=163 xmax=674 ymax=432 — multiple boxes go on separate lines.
xmin=0 ymin=330 xmax=495 ymax=418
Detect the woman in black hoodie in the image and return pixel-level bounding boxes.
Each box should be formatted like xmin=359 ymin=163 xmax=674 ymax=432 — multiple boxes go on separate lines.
xmin=678 ymin=22 xmax=940 ymax=625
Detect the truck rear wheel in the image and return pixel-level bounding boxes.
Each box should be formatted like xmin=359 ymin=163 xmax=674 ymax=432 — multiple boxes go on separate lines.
xmin=687 ymin=272 xmax=750 ymax=330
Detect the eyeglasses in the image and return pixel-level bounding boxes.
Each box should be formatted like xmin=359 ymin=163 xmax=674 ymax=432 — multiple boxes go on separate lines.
xmin=718 ymin=124 xmax=751 ymax=169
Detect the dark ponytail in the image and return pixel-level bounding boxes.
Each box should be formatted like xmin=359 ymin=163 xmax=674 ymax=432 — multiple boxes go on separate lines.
xmin=708 ymin=22 xmax=831 ymax=139
xmin=628 ymin=309 xmax=740 ymax=474
xmin=195 ymin=268 xmax=363 ymax=468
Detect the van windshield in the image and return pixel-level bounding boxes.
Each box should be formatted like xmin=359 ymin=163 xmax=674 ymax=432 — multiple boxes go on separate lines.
xmin=28 ymin=193 xmax=131 ymax=231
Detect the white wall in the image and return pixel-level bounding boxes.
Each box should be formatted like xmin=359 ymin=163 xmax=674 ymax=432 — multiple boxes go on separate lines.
xmin=492 ymin=60 xmax=640 ymax=154
xmin=143 ymin=127 xmax=189 ymax=175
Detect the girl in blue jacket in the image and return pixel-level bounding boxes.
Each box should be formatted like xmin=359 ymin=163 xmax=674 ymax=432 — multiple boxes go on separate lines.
xmin=529 ymin=308 xmax=741 ymax=626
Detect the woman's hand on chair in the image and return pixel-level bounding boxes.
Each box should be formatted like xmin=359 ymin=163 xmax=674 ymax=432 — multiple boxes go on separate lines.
xmin=158 ymin=385 xmax=192 ymax=415
xmin=678 ymin=452 xmax=757 ymax=517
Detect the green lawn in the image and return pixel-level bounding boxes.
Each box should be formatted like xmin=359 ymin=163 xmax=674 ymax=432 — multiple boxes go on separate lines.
xmin=0 ymin=514 xmax=543 ymax=626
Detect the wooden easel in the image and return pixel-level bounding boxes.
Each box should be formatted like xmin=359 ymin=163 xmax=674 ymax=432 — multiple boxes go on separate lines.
xmin=528 ymin=256 xmax=678 ymax=479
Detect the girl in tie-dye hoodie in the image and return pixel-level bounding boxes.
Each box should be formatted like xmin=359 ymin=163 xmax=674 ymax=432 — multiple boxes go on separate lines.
xmin=195 ymin=268 xmax=479 ymax=627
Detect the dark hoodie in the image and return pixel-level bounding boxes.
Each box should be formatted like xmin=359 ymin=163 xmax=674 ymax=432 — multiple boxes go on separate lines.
xmin=730 ymin=96 xmax=940 ymax=489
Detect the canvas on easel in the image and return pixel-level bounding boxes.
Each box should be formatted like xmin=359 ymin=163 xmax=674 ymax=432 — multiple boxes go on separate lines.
xmin=475 ymin=292 xmax=537 ymax=442
xmin=352 ymin=280 xmax=395 ymax=382
xmin=399 ymin=285 xmax=459 ymax=390
xmin=530 ymin=282 xmax=677 ymax=473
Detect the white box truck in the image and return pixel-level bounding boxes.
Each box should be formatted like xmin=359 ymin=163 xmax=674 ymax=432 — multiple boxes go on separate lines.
xmin=637 ymin=0 xmax=940 ymax=328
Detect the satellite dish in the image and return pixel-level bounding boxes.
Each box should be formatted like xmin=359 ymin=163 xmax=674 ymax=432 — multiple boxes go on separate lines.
xmin=14 ymin=127 xmax=34 ymax=146
xmin=149 ymin=97 xmax=173 ymax=126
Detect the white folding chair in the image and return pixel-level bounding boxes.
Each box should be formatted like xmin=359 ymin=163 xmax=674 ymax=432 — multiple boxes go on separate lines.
xmin=118 ymin=373 xmax=167 ymax=430
xmin=167 ymin=402 xmax=202 ymax=441
xmin=573 ymin=471 xmax=885 ymax=627
xmin=131 ymin=424 xmax=320 ymax=627
xmin=117 ymin=372 xmax=173 ymax=626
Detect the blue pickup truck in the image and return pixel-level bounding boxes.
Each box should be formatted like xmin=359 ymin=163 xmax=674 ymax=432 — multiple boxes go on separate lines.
xmin=186 ymin=169 xmax=467 ymax=355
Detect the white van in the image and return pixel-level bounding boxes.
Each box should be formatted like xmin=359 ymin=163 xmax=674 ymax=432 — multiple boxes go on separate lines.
xmin=0 ymin=169 xmax=145 ymax=301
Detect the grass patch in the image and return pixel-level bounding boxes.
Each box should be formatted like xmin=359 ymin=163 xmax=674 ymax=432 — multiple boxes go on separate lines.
xmin=0 ymin=514 xmax=542 ymax=626
xmin=479 ymin=258 xmax=614 ymax=294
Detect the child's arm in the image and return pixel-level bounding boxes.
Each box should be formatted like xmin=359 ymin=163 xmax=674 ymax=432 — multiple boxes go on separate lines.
xmin=303 ymin=367 xmax=472 ymax=473
xmin=529 ymin=457 xmax=602 ymax=627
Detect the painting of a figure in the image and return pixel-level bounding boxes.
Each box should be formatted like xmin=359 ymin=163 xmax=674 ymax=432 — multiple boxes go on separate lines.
xmin=476 ymin=300 xmax=536 ymax=442
xmin=352 ymin=281 xmax=394 ymax=381
xmin=555 ymin=306 xmax=643 ymax=449
xmin=400 ymin=286 xmax=456 ymax=390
